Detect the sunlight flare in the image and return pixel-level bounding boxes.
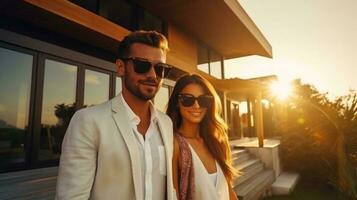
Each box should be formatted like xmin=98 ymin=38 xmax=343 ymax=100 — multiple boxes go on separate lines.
xmin=270 ymin=80 xmax=293 ymax=100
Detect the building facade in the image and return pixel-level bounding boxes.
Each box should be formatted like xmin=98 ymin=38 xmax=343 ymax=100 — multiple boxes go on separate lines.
xmin=0 ymin=0 xmax=272 ymax=173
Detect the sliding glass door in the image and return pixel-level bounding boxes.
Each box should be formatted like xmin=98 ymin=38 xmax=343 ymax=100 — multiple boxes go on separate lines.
xmin=0 ymin=42 xmax=115 ymax=172
xmin=0 ymin=44 xmax=36 ymax=171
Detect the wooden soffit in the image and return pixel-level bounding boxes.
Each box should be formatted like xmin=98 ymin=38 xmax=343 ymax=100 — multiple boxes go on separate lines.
xmin=1 ymin=0 xmax=130 ymax=55
xmin=134 ymin=0 xmax=272 ymax=59
xmin=195 ymin=70 xmax=264 ymax=100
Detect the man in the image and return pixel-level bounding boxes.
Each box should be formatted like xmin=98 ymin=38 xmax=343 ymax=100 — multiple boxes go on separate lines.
xmin=56 ymin=30 xmax=175 ymax=200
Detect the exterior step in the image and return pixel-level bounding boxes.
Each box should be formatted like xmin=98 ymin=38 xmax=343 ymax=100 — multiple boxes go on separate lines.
xmin=231 ymin=149 xmax=247 ymax=159
xmin=235 ymin=158 xmax=260 ymax=171
xmin=0 ymin=167 xmax=58 ymax=200
xmin=234 ymin=170 xmax=275 ymax=200
xmin=233 ymin=161 xmax=264 ymax=187
xmin=232 ymin=149 xmax=251 ymax=165
xmin=271 ymin=172 xmax=299 ymax=195
xmin=0 ymin=167 xmax=58 ymax=184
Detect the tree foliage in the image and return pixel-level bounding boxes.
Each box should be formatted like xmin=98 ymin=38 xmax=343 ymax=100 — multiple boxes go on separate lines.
xmin=271 ymin=80 xmax=357 ymax=199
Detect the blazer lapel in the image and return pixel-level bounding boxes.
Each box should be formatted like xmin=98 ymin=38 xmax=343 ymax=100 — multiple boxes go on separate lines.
xmin=111 ymin=95 xmax=143 ymax=200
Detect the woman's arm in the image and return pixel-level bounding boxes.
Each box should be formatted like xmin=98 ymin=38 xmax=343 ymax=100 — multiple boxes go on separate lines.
xmin=172 ymin=137 xmax=180 ymax=199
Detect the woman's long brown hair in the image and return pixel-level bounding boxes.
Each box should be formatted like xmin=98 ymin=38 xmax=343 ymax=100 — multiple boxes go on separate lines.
xmin=166 ymin=74 xmax=237 ymax=183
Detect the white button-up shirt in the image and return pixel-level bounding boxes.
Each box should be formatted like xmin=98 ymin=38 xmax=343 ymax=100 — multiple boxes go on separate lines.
xmin=121 ymin=94 xmax=166 ymax=200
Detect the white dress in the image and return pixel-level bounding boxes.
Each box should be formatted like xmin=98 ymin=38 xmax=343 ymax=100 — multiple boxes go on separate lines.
xmin=189 ymin=145 xmax=230 ymax=200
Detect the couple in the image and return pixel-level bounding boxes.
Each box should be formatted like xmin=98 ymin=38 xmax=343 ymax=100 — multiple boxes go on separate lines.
xmin=56 ymin=30 xmax=238 ymax=200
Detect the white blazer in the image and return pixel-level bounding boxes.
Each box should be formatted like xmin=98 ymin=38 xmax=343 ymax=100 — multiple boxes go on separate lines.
xmin=56 ymin=94 xmax=175 ymax=200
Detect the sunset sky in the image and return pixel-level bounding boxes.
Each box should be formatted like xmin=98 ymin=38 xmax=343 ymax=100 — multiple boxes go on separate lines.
xmin=225 ymin=0 xmax=357 ymax=99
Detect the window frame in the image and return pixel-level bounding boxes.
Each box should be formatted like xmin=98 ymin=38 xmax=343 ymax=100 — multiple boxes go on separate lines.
xmin=0 ymin=41 xmax=38 ymax=172
xmin=0 ymin=29 xmax=118 ymax=171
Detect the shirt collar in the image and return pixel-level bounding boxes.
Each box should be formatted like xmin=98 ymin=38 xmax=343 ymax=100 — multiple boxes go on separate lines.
xmin=120 ymin=93 xmax=158 ymax=126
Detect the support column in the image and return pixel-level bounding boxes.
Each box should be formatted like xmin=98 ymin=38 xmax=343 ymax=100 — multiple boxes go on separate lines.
xmin=246 ymin=98 xmax=252 ymax=137
xmin=254 ymin=92 xmax=265 ymax=147
xmin=221 ymin=91 xmax=228 ymax=123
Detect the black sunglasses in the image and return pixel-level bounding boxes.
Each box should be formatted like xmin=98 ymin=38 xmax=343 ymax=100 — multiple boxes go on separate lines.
xmin=178 ymin=94 xmax=213 ymax=108
xmin=122 ymin=57 xmax=171 ymax=78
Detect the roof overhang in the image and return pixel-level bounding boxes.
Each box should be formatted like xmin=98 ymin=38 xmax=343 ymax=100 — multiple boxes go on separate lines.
xmin=135 ymin=0 xmax=272 ymax=59
xmin=194 ymin=70 xmax=266 ymax=101
xmin=0 ymin=0 xmax=129 ymax=56
xmin=218 ymin=76 xmax=278 ymax=101
xmin=2 ymin=0 xmax=272 ymax=61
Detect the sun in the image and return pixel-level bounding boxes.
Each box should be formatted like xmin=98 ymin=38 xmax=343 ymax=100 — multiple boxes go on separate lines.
xmin=270 ymin=80 xmax=293 ymax=100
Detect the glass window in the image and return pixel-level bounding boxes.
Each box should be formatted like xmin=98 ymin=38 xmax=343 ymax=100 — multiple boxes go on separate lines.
xmin=210 ymin=50 xmax=222 ymax=79
xmin=39 ymin=59 xmax=77 ymax=160
xmin=197 ymin=43 xmax=209 ymax=73
xmin=138 ymin=10 xmax=164 ymax=33
xmin=99 ymin=0 xmax=135 ymax=31
xmin=69 ymin=0 xmax=99 ymax=13
xmin=116 ymin=77 xmax=122 ymax=95
xmin=154 ymin=85 xmax=169 ymax=112
xmin=0 ymin=47 xmax=33 ymax=169
xmin=84 ymin=69 xmax=110 ymax=107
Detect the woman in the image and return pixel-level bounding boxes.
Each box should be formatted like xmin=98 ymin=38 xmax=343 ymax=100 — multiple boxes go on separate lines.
xmin=166 ymin=74 xmax=239 ymax=200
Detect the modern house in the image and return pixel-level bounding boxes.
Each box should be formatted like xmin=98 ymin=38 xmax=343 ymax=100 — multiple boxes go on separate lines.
xmin=0 ymin=1 xmax=297 ymax=199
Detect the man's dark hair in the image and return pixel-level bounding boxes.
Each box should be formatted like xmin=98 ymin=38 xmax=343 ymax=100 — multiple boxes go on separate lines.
xmin=117 ymin=30 xmax=169 ymax=59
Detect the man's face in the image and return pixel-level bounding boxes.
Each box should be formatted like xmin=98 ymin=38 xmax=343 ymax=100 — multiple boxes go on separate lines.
xmin=122 ymin=43 xmax=166 ymax=101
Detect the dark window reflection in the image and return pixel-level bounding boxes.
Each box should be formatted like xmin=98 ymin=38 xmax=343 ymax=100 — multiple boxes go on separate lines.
xmin=138 ymin=10 xmax=164 ymax=33
xmin=84 ymin=69 xmax=109 ymax=106
xmin=99 ymin=0 xmax=135 ymax=31
xmin=0 ymin=47 xmax=33 ymax=169
xmin=39 ymin=59 xmax=77 ymax=160
xmin=69 ymin=0 xmax=99 ymax=13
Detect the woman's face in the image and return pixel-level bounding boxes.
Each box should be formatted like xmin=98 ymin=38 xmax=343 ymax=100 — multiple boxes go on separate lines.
xmin=178 ymin=83 xmax=210 ymax=125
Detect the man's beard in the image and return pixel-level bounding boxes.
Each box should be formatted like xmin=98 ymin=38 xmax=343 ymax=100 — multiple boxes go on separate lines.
xmin=124 ymin=76 xmax=161 ymax=101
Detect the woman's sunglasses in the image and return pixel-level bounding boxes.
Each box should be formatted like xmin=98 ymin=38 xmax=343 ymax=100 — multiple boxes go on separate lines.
xmin=122 ymin=57 xmax=172 ymax=78
xmin=178 ymin=94 xmax=213 ymax=108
